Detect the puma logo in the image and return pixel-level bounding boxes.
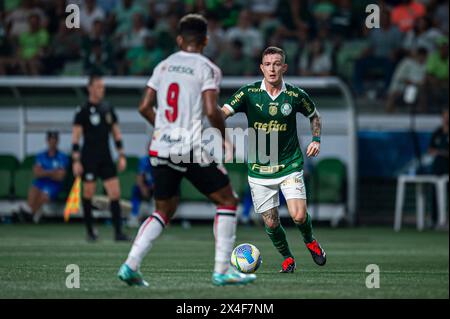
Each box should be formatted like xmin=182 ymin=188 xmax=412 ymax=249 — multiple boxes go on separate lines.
xmin=256 ymin=103 xmax=263 ymax=111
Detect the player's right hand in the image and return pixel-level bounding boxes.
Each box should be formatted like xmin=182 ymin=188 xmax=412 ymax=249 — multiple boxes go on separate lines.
xmin=72 ymin=161 xmax=83 ymax=177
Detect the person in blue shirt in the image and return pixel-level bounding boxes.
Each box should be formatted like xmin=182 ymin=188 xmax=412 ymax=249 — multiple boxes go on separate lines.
xmin=16 ymin=131 xmax=69 ymax=223
xmin=128 ymin=155 xmax=154 ymax=227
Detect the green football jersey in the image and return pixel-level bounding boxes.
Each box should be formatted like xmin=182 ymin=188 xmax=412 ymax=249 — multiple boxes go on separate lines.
xmin=224 ymin=80 xmax=316 ymax=179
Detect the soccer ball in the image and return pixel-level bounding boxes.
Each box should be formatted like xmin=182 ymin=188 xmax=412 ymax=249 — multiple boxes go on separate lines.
xmin=231 ymin=243 xmax=262 ymax=273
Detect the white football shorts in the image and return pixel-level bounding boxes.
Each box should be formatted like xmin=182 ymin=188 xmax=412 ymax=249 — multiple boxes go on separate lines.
xmin=248 ymin=170 xmax=307 ymax=214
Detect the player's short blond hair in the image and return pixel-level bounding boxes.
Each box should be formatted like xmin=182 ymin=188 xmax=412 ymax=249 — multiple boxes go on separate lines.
xmin=262 ymin=47 xmax=286 ymax=64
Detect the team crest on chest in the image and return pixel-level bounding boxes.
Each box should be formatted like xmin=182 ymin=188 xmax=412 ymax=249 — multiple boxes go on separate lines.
xmin=269 ymin=103 xmax=278 ymax=116
xmin=90 ymin=113 xmax=100 ymax=126
xmin=281 ymin=103 xmax=292 ymax=116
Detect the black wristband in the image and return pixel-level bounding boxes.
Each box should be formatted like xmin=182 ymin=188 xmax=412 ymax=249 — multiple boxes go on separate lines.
xmin=72 ymin=143 xmax=80 ymax=152
xmin=115 ymin=139 xmax=123 ymax=149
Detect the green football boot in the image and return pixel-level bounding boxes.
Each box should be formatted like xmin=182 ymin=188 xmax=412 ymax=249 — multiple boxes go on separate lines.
xmin=212 ymin=267 xmax=257 ymax=286
xmin=117 ymin=264 xmax=149 ymax=287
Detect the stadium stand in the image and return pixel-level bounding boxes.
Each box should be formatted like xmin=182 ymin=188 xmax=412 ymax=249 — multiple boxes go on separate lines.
xmin=125 ymin=155 xmax=140 ymax=173
xmin=0 ymin=154 xmax=19 ymax=172
xmin=0 ymin=155 xmax=17 ymax=199
xmin=310 ymin=158 xmax=346 ymax=203
xmin=20 ymin=154 xmax=36 ymax=169
xmin=118 ymin=170 xmax=136 ymax=201
xmin=13 ymin=167 xmax=33 ymax=199
xmin=0 ymin=169 xmax=12 ymax=199
xmin=0 ymin=0 xmax=447 ymax=114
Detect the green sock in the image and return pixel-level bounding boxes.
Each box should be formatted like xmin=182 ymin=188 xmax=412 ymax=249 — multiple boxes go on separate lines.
xmin=264 ymin=224 xmax=294 ymax=259
xmin=296 ymin=212 xmax=315 ymax=244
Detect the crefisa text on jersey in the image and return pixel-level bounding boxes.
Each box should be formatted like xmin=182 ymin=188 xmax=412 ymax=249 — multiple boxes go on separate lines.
xmin=175 ymin=303 xmax=274 ymax=316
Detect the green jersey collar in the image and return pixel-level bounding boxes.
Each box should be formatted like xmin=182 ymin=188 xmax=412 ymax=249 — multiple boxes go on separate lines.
xmin=260 ymin=79 xmax=286 ymax=101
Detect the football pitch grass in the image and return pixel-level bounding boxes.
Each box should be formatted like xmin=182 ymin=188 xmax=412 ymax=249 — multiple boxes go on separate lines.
xmin=0 ymin=223 xmax=448 ymax=299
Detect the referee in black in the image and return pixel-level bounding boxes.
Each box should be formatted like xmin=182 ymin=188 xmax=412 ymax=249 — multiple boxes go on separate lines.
xmin=71 ymin=75 xmax=129 ymax=241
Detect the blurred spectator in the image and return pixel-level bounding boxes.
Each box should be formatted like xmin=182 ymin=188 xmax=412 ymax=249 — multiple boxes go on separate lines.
xmin=352 ymin=11 xmax=403 ymax=96
xmin=385 ymin=47 xmax=428 ymax=113
xmin=330 ymin=0 xmax=356 ymax=38
xmin=119 ymin=12 xmax=150 ymax=51
xmin=43 ymin=19 xmax=82 ymax=75
xmin=0 ymin=11 xmax=13 ymax=57
xmin=146 ymin=0 xmax=179 ymax=17
xmin=203 ymin=12 xmax=225 ymax=61
xmin=275 ymin=0 xmax=309 ymax=37
xmin=155 ymin=13 xmax=179 ymax=57
xmin=432 ymin=0 xmax=448 ymax=34
xmin=2 ymin=0 xmax=22 ymax=12
xmin=225 ymin=9 xmax=263 ymax=59
xmin=311 ymin=0 xmax=336 ymax=28
xmin=316 ymin=24 xmax=336 ymax=57
xmin=110 ymin=0 xmax=143 ymax=36
xmin=163 ymin=0 xmax=186 ymax=16
xmin=17 ymin=13 xmax=49 ymax=75
xmin=42 ymin=0 xmax=67 ymax=35
xmin=217 ymin=39 xmax=256 ymax=76
xmin=83 ymin=39 xmax=115 ymax=75
xmin=298 ymin=39 xmax=332 ymax=76
xmin=216 ymin=0 xmax=243 ymax=29
xmin=13 ymin=131 xmax=68 ymax=224
xmin=428 ymin=108 xmax=449 ymax=227
xmin=429 ymin=108 xmax=449 ymax=175
xmin=5 ymin=0 xmax=47 ymax=38
xmin=0 ymin=11 xmax=17 ymax=75
xmin=129 ymin=154 xmax=154 ymax=227
xmin=402 ymin=16 xmax=443 ymax=53
xmin=419 ymin=37 xmax=449 ymax=112
xmin=126 ymin=33 xmax=164 ymax=75
xmin=97 ymin=0 xmax=120 ymax=15
xmin=184 ymin=0 xmax=208 ymax=15
xmin=249 ymin=0 xmax=279 ymax=21
xmin=80 ymin=0 xmax=106 ymax=34
xmin=259 ymin=11 xmax=282 ymax=47
xmin=391 ymin=0 xmax=426 ymax=33
xmin=81 ymin=19 xmax=114 ymax=65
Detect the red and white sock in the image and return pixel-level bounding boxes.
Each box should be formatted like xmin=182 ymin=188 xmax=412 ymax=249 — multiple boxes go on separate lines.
xmin=125 ymin=211 xmax=168 ymax=271
xmin=214 ymin=205 xmax=237 ymax=274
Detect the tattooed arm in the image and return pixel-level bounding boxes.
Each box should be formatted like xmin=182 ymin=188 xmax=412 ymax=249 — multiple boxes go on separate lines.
xmin=306 ymin=111 xmax=321 ymax=157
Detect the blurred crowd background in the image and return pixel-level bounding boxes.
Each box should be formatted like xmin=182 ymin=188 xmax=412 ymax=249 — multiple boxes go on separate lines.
xmin=0 ymin=0 xmax=448 ymax=112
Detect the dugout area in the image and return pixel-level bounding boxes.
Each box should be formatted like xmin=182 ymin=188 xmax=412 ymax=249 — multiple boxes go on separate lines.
xmin=0 ymin=76 xmax=356 ymax=226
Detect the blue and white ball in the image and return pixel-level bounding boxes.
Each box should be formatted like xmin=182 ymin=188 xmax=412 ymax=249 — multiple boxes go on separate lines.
xmin=231 ymin=243 xmax=262 ymax=273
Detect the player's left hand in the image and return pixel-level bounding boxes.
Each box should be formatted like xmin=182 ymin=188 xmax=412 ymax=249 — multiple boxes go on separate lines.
xmin=306 ymin=141 xmax=320 ymax=157
xmin=223 ymin=139 xmax=235 ymax=163
xmin=118 ymin=155 xmax=127 ymax=172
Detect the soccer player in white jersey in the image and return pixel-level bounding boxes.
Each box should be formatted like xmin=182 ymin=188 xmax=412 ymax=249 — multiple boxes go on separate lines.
xmin=221 ymin=47 xmax=327 ymax=273
xmin=118 ymin=14 xmax=256 ymax=287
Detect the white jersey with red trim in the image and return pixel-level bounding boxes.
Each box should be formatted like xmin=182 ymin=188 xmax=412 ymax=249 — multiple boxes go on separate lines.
xmin=146 ymin=50 xmax=222 ymax=159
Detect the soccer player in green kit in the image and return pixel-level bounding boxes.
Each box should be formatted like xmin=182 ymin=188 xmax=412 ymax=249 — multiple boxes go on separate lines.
xmin=221 ymin=47 xmax=326 ymax=272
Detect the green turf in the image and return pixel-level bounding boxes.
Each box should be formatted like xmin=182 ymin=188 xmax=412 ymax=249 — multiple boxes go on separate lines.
xmin=0 ymin=223 xmax=448 ymax=299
